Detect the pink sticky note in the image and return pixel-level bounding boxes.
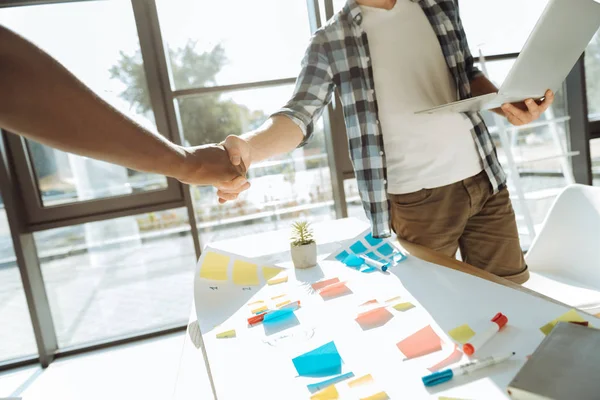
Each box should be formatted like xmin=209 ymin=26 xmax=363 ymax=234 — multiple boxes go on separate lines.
xmin=397 ymin=325 xmax=443 ymax=360
xmin=356 ymin=308 xmax=394 ymax=330
xmin=359 ymin=299 xmax=379 ymax=307
xmin=311 ymin=278 xmax=341 ymax=291
xmin=320 ymin=281 xmax=350 ymax=298
xmin=427 ymin=345 xmax=463 ymax=372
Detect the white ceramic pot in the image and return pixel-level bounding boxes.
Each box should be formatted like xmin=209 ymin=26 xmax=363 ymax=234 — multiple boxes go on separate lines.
xmin=290 ymin=242 xmax=317 ymax=269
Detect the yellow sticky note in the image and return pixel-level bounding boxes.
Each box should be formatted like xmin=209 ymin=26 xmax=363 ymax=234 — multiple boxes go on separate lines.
xmin=540 ymin=309 xmax=588 ymax=335
xmin=439 ymin=397 xmax=470 ymax=400
xmin=232 ymin=260 xmax=259 ymax=286
xmin=360 ymin=392 xmax=389 ymax=400
xmin=248 ymin=300 xmax=264 ymax=306
xmin=393 ymin=302 xmax=415 ymax=312
xmin=385 ymin=296 xmax=402 ymax=303
xmin=251 ymin=305 xmax=268 ymax=314
xmin=311 ymin=385 xmax=339 ymax=400
xmin=268 ymin=275 xmax=288 ymax=285
xmin=216 ymin=329 xmax=236 ymax=339
xmin=272 ymin=294 xmax=287 ymax=300
xmin=200 ymin=252 xmax=229 ymax=281
xmin=276 ymin=300 xmax=291 ymax=308
xmin=348 ymin=374 xmax=373 ymax=388
xmin=448 ymin=324 xmax=476 ymax=344
xmin=262 ymin=266 xmax=282 ymax=281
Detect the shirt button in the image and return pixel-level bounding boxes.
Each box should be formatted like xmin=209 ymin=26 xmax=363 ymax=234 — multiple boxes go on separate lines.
xmin=365 ymin=57 xmax=371 ymax=63
xmin=383 ymin=180 xmax=388 ymax=185
xmin=369 ymin=89 xmax=375 ymax=94
xmin=380 ymin=151 xmax=384 ymax=156
xmin=376 ymin=119 xmax=380 ymax=125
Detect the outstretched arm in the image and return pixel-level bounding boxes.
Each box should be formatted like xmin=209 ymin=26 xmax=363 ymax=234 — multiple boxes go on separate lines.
xmin=0 ymin=25 xmax=243 ymax=186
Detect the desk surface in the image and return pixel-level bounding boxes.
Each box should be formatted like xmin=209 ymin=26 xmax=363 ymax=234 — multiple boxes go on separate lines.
xmin=173 ymin=218 xmax=593 ymax=400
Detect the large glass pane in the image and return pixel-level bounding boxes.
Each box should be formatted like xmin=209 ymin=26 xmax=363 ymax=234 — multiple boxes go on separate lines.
xmin=0 ymin=196 xmax=37 ymax=363
xmin=592 ymin=139 xmax=600 ymax=186
xmin=0 ymin=2 xmax=168 ymax=207
xmin=477 ymin=59 xmax=571 ymax=249
xmin=36 ymin=209 xmax=196 ymax=349
xmin=156 ymin=0 xmax=311 ymax=89
xmin=585 ymin=30 xmax=600 ymax=119
xmin=460 ymin=0 xmax=549 ymax=56
xmin=177 ymin=85 xmax=335 ymax=242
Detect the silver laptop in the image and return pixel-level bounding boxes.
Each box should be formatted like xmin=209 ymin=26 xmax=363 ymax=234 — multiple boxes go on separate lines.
xmin=416 ymin=0 xmax=600 ymax=115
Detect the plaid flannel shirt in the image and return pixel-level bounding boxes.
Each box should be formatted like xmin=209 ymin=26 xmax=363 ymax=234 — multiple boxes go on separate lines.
xmin=272 ymin=0 xmax=507 ymax=238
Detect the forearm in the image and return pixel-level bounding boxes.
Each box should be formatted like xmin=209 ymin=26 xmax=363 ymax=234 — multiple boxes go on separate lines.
xmin=0 ymin=26 xmax=186 ymax=179
xmin=470 ymin=75 xmax=506 ymax=117
xmin=242 ymin=115 xmax=304 ymax=163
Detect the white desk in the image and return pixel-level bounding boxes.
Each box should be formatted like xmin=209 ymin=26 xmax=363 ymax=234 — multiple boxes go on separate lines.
xmin=173 ymin=218 xmax=596 ymax=399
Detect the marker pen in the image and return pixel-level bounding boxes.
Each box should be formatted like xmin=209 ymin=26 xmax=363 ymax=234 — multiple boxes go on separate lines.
xmin=463 ymin=312 xmax=508 ymax=356
xmin=422 ymin=352 xmax=515 ymax=387
xmin=359 ymin=255 xmax=389 ymax=272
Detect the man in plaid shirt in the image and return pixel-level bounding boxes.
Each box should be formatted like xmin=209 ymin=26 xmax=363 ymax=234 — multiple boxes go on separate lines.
xmin=216 ymin=0 xmax=554 ymax=283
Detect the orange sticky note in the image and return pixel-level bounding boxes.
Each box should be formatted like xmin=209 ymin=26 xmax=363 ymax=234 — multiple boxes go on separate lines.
xmin=397 ymin=325 xmax=443 ymax=360
xmin=428 ymin=344 xmax=463 ymax=372
xmin=312 ymin=278 xmax=341 ymax=291
xmin=199 ymin=251 xmax=229 ymax=281
xmin=232 ymin=260 xmax=259 ymax=286
xmin=348 ymin=374 xmax=373 ymax=388
xmin=356 ymin=308 xmax=394 ymax=330
xmin=319 ymin=281 xmax=350 ymax=298
xmin=359 ymin=299 xmax=379 ymax=307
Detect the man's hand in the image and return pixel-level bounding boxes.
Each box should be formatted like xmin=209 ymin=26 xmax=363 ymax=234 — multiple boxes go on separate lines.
xmin=216 ymin=135 xmax=253 ymax=203
xmin=176 ymin=144 xmax=247 ymax=187
xmin=500 ymin=89 xmax=555 ymax=126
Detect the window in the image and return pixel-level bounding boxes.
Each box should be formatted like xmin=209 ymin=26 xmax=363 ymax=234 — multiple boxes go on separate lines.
xmin=459 ymin=0 xmax=549 ymax=56
xmin=0 ymin=195 xmax=37 ymax=363
xmin=477 ymin=59 xmax=572 ymax=248
xmin=36 ymin=208 xmax=196 ymax=349
xmin=0 ymin=2 xmax=168 ymax=207
xmin=585 ymin=31 xmax=600 ymax=120
xmin=592 ymin=139 xmax=600 ymax=186
xmin=156 ymin=0 xmax=311 ymax=89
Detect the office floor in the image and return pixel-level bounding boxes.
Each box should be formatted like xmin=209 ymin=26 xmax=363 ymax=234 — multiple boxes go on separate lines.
xmin=0 ymin=331 xmax=211 ymax=400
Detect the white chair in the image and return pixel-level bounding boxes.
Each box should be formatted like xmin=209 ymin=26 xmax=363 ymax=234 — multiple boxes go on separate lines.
xmin=523 ymin=184 xmax=600 ymax=316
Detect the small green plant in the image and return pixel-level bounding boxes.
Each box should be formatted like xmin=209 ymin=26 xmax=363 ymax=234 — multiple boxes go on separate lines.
xmin=291 ymin=221 xmax=315 ymax=247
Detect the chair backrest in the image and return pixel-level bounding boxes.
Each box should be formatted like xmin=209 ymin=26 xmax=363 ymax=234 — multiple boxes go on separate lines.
xmin=525 ymin=184 xmax=600 ymax=286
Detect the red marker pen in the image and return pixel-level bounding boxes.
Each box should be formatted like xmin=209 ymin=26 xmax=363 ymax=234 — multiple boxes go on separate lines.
xmin=463 ymin=313 xmax=508 ymax=356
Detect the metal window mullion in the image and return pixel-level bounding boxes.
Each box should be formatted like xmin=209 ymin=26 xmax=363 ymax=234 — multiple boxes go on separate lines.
xmin=172 ymin=78 xmax=297 ymax=99
xmin=566 ymin=56 xmax=593 ymax=185
xmin=0 ymin=132 xmax=57 ymax=367
xmin=131 ymin=0 xmax=201 ymax=259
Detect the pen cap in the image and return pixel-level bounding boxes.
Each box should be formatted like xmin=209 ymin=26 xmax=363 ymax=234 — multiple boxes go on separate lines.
xmin=491 ymin=313 xmax=508 ymax=329
xmin=422 ymin=369 xmax=454 ymax=387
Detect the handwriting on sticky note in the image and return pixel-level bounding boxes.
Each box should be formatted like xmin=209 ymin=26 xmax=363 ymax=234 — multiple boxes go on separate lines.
xmin=262 ymin=266 xmax=283 ymax=281
xmin=448 ymin=324 xmax=476 ymax=344
xmin=428 ymin=344 xmax=463 ymax=372
xmin=268 ymin=275 xmax=288 ymax=285
xmin=348 ymin=374 xmax=373 ymax=388
xmin=310 ymin=384 xmax=339 ymax=400
xmin=312 ymin=278 xmax=341 ymax=291
xmin=232 ymin=260 xmax=259 ymax=286
xmin=360 ymin=392 xmax=389 ymax=400
xmin=540 ymin=309 xmax=588 ymax=335
xmin=393 ymin=302 xmax=415 ymax=312
xmin=397 ymin=325 xmax=443 ymax=360
xmin=293 ymin=341 xmax=342 ymax=377
xmin=216 ymin=329 xmax=236 ymax=339
xmin=199 ymin=251 xmax=229 ymax=281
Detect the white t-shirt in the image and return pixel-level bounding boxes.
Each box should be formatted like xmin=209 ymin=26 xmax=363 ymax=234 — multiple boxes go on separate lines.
xmin=360 ymin=1 xmax=482 ymax=194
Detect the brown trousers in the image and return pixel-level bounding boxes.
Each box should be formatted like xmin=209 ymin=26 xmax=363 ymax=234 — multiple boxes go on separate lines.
xmin=389 ymin=171 xmax=529 ymax=284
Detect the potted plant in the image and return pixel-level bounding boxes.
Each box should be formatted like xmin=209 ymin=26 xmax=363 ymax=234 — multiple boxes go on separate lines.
xmin=290 ymin=221 xmax=317 ymax=269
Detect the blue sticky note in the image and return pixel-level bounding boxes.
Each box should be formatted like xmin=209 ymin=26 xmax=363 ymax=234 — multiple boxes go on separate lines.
xmin=292 ymin=341 xmax=342 ymax=377
xmin=360 ymin=266 xmax=377 ymax=273
xmin=263 ymin=308 xmax=294 ymax=323
xmin=335 ymin=250 xmax=350 ymax=262
xmin=307 ymin=372 xmax=355 ymax=393
xmin=393 ymin=251 xmax=407 ymax=264
xmin=364 ymin=233 xmax=383 ymax=247
xmin=377 ymin=242 xmax=395 ymax=257
xmin=343 ymin=254 xmax=364 ymax=268
xmin=365 ymin=252 xmax=382 ymax=261
xmin=350 ymin=241 xmax=368 ymax=254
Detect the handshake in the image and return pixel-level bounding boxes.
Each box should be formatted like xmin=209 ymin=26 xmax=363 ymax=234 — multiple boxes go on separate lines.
xmin=176 ymin=135 xmax=252 ymax=203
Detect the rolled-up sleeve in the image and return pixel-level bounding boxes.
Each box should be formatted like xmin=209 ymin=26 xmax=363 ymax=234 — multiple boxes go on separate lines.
xmin=271 ymin=33 xmax=335 ymax=147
